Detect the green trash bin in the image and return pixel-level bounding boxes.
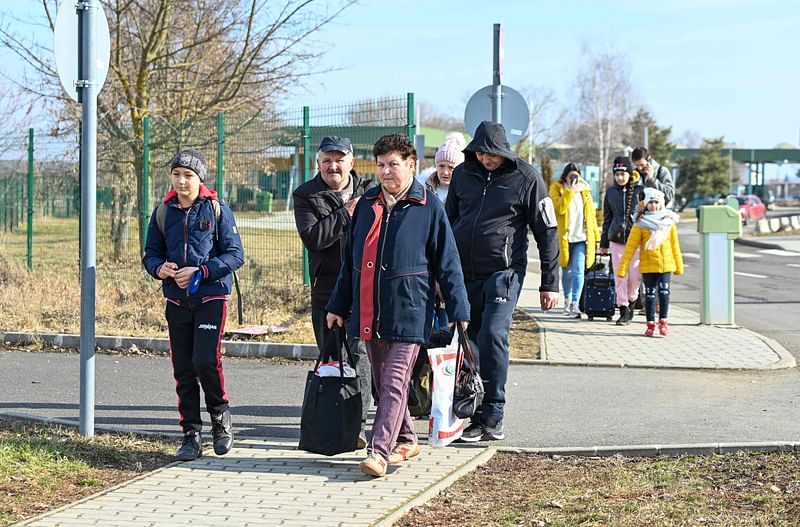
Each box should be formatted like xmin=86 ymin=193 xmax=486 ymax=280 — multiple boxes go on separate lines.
xmin=257 ymin=191 xmax=273 ymax=213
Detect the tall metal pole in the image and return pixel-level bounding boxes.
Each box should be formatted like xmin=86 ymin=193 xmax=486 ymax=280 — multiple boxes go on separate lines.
xmin=141 ymin=116 xmax=150 ymax=247
xmin=78 ymin=0 xmax=98 ymax=437
xmin=302 ymin=106 xmax=311 ymax=288
xmin=491 ymin=23 xmax=503 ymax=124
xmin=217 ymin=112 xmax=225 ymax=200
xmin=406 ymin=92 xmax=415 ymax=140
xmin=27 ymin=128 xmax=34 ymax=271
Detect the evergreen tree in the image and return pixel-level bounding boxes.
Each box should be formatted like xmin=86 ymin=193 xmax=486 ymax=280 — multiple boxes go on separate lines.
xmin=677 ymin=137 xmax=730 ymax=197
xmin=624 ymin=108 xmax=675 ymax=163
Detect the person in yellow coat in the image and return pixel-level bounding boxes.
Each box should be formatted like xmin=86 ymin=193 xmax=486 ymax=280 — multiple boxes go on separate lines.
xmin=550 ymin=163 xmax=599 ymax=319
xmin=617 ymin=188 xmax=684 ymax=337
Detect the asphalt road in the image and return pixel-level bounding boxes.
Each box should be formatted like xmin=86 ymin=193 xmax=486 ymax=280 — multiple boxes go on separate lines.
xmin=3 ymin=350 xmax=800 ymax=448
xmin=671 ymin=214 xmax=800 ymax=360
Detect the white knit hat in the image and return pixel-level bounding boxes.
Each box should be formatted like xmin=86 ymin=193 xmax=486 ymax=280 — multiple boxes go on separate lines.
xmin=644 ymin=187 xmax=665 ymax=205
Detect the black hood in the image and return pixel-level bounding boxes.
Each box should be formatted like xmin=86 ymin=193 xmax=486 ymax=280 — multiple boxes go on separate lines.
xmin=464 ymin=121 xmax=516 ymax=162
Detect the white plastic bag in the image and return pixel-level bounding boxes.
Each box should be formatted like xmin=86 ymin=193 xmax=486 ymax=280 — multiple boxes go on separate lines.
xmin=427 ymin=331 xmax=464 ymax=447
xmin=315 ymin=361 xmax=357 ymax=378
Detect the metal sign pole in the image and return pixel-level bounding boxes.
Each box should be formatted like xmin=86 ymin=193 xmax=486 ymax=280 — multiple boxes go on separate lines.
xmin=491 ymin=23 xmax=503 ymax=124
xmin=78 ymin=0 xmax=98 ymax=437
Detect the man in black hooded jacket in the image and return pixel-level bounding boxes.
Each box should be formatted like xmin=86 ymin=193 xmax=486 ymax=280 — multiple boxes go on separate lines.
xmin=446 ymin=121 xmax=559 ymax=442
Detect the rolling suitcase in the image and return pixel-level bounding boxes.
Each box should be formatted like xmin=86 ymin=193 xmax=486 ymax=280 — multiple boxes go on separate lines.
xmin=579 ymin=254 xmax=616 ymax=321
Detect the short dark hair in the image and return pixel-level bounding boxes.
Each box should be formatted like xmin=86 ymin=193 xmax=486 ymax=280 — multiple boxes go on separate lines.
xmin=372 ymin=133 xmax=417 ymax=161
xmin=559 ymin=162 xmax=581 ymax=184
xmin=631 ymin=147 xmax=650 ymax=162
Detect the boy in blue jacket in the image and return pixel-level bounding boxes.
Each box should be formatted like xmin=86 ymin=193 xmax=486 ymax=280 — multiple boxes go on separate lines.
xmin=142 ymin=149 xmax=244 ymax=461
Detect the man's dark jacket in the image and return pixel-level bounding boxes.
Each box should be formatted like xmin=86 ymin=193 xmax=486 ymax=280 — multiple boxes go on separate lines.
xmin=445 ymin=122 xmax=559 ymax=292
xmin=292 ymin=170 xmax=369 ymax=309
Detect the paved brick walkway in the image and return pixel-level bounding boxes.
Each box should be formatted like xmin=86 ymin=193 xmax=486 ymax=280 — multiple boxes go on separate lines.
xmin=18 ymin=439 xmax=487 ymax=527
xmin=531 ymin=304 xmax=792 ymax=369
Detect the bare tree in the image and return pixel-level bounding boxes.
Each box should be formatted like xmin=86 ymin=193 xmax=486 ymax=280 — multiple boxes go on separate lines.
xmin=1 ymin=0 xmax=355 ymax=257
xmin=514 ymin=85 xmax=565 ymax=163
xmin=417 ymin=101 xmax=465 ymax=133
xmin=572 ymin=46 xmax=632 ymax=204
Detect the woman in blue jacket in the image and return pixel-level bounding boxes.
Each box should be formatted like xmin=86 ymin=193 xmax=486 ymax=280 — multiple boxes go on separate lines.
xmin=142 ymin=149 xmax=244 ymax=461
xmin=326 ymin=134 xmax=470 ymax=478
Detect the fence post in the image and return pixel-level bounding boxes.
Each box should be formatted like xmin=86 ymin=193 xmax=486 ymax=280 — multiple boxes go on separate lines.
xmin=141 ymin=116 xmax=150 ymax=247
xmin=27 ymin=128 xmax=34 ymax=271
xmin=302 ymin=106 xmax=311 ymax=287
xmin=407 ymin=92 xmax=415 ymax=140
xmin=217 ymin=112 xmax=224 ymax=201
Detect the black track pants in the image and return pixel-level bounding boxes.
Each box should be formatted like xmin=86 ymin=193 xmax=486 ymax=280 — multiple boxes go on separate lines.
xmin=166 ymin=299 xmax=230 ymax=433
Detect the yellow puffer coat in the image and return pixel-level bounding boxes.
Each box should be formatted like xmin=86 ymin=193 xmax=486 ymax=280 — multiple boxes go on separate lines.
xmin=618 ymin=223 xmax=684 ymax=277
xmin=549 ymin=179 xmax=599 ymax=269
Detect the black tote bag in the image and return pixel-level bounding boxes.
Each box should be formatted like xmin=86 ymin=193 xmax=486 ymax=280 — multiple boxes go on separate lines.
xmin=452 ymin=325 xmax=484 ymax=419
xmin=298 ymin=325 xmax=363 ymax=456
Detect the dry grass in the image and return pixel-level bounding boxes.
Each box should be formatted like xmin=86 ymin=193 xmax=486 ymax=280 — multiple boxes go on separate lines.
xmin=0 ymin=417 xmax=174 ymax=527
xmin=399 ymin=451 xmax=800 ymax=527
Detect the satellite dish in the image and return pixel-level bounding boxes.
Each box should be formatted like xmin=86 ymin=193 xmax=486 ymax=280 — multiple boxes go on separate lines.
xmin=464 ymin=85 xmax=530 ymax=146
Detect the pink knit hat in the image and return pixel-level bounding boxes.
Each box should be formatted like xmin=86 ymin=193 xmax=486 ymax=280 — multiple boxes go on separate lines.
xmin=435 ymin=139 xmax=465 ymax=166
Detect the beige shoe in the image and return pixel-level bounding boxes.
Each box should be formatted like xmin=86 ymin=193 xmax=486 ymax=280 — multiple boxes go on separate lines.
xmin=388 ymin=442 xmax=421 ymax=464
xmin=359 ymin=453 xmax=387 ymax=477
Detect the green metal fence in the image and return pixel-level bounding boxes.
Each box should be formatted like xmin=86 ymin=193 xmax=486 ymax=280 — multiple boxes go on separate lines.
xmin=0 ymin=94 xmax=414 ymax=315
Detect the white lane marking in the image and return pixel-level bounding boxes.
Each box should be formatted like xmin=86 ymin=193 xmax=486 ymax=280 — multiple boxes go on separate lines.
xmin=683 ymin=252 xmax=700 ymax=259
xmin=788 ymin=263 xmax=800 ymax=268
xmin=759 ymin=249 xmax=800 ymax=257
xmin=734 ymin=251 xmax=761 ymax=259
xmin=735 ymin=271 xmax=767 ymax=279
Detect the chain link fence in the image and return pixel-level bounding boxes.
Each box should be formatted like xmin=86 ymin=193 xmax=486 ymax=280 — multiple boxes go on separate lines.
xmin=0 ymin=94 xmax=413 ymax=319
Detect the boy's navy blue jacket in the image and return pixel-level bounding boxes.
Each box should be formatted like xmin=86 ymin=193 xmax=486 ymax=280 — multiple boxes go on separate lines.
xmin=326 ymin=179 xmax=469 ymax=345
xmin=142 ymin=186 xmax=244 ymax=301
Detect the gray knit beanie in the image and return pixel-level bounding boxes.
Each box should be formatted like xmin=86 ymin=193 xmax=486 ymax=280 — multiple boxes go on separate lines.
xmin=170 ymin=149 xmax=207 ymax=181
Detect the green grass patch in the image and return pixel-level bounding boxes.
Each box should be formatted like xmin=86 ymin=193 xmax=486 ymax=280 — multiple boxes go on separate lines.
xmin=0 ymin=417 xmax=174 ymax=526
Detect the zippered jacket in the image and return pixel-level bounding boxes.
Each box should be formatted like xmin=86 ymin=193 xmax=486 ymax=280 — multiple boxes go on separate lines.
xmin=445 ymin=122 xmax=559 ymax=292
xmin=292 ymin=170 xmax=370 ymax=309
xmin=326 ymin=179 xmax=470 ymax=345
xmin=600 ymin=174 xmax=644 ymax=249
xmin=142 ymin=186 xmax=244 ymax=301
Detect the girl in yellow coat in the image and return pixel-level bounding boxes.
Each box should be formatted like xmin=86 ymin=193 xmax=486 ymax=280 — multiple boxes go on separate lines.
xmin=550 ymin=163 xmax=599 ymax=319
xmin=618 ymin=187 xmax=683 ymax=337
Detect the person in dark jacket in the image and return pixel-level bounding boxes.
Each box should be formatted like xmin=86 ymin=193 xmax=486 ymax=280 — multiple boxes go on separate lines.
xmin=142 ymin=149 xmax=244 ymax=461
xmin=445 ymin=121 xmax=559 ymax=442
xmin=600 ymin=156 xmax=645 ymax=325
xmin=292 ymin=135 xmax=372 ymax=447
xmin=326 ymin=133 xmax=470 ymax=478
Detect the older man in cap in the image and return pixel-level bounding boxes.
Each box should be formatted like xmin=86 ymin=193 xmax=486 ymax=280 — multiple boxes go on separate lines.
xmin=292 ymin=136 xmax=372 ymax=447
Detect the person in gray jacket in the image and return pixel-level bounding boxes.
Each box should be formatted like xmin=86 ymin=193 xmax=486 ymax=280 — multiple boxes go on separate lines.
xmin=446 ymin=121 xmax=559 ymax=442
xmin=631 ymin=147 xmax=674 ymax=208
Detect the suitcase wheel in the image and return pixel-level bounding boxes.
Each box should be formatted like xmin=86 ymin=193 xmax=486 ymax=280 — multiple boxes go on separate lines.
xmin=606 ymin=316 xmax=613 ymax=321
xmin=588 ymin=316 xmax=594 ymax=321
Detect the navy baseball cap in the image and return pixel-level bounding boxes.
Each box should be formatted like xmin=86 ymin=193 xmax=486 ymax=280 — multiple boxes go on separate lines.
xmin=318 ymin=136 xmax=353 ymax=154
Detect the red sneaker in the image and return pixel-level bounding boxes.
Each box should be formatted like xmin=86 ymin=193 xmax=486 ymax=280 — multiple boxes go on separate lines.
xmin=658 ymin=319 xmax=669 ymax=336
xmin=644 ymin=321 xmax=656 ymax=337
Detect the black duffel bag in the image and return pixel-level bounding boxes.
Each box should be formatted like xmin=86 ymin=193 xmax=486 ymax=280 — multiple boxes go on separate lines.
xmin=298 ymin=325 xmax=363 ymax=456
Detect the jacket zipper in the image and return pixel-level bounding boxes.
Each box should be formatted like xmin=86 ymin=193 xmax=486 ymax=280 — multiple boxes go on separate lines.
xmin=468 ymin=173 xmax=491 ymax=277
xmin=373 ymin=204 xmax=390 ymax=339
xmin=183 ymin=207 xmax=191 ymax=298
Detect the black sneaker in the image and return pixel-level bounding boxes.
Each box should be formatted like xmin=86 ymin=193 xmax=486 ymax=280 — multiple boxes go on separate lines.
xmin=482 ymin=421 xmax=505 ymax=441
xmin=210 ymin=410 xmax=234 ymax=455
xmin=457 ymin=422 xmax=485 ymax=443
xmin=615 ymin=306 xmax=630 ymax=326
xmin=176 ymin=430 xmax=202 ymax=461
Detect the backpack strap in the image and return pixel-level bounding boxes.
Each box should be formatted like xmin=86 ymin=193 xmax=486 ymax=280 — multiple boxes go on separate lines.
xmin=156 ymin=198 xmax=243 ymax=324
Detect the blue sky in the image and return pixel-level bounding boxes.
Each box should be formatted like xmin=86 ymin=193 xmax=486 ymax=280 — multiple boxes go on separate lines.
xmin=2 ymin=0 xmax=798 ymax=151
xmin=283 ymin=0 xmax=800 ymax=149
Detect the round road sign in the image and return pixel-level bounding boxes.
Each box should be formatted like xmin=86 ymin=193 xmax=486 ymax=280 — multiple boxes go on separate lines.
xmin=464 ymin=85 xmax=530 ymax=146
xmin=54 ymin=1 xmax=111 ymax=102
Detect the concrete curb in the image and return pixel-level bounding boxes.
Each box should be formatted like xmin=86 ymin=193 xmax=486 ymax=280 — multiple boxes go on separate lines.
xmin=496 ymin=441 xmax=800 ymax=457
xmin=376 ymin=448 xmax=496 ymax=526
xmin=2 ymin=331 xmax=319 ymax=361
xmin=734 ymin=237 xmax=785 ymax=250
